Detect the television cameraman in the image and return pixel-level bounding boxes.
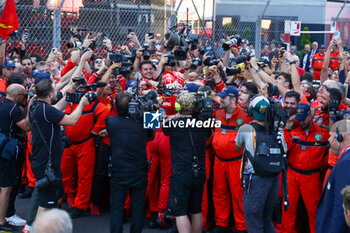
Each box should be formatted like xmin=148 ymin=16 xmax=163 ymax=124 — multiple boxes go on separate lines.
xmin=29 ymin=79 xmax=90 ymax=219
xmin=235 ymin=95 xmax=288 ymax=233
xmin=106 ymin=92 xmax=155 ymax=233
xmin=163 ymin=92 xmax=212 ymax=233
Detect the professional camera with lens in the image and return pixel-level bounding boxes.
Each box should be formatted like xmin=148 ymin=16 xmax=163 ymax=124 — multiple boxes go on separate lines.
xmin=141 ymin=43 xmax=150 ymax=60
xmin=233 ymin=52 xmax=253 ymax=65
xmin=67 ymin=41 xmax=82 ymax=49
xmin=174 ymin=37 xmax=189 ymax=61
xmin=226 ymin=67 xmax=242 ymax=76
xmin=266 ymin=97 xmax=289 ymax=132
xmin=109 ymin=52 xmax=133 ymax=76
xmin=128 ymin=90 xmax=159 ymax=120
xmin=222 ymin=35 xmax=241 ymax=51
xmin=165 ymin=53 xmax=176 ymax=67
xmin=196 ymin=86 xmax=214 ymax=120
xmin=190 ymin=58 xmax=202 ymax=70
xmin=67 ymin=32 xmax=83 ymax=48
xmin=199 ymin=47 xmax=206 ymax=56
xmin=188 ymin=34 xmax=199 ymax=50
xmin=66 ymin=77 xmax=106 ymax=104
xmin=203 ymin=57 xmax=218 ymax=67
xmin=35 ymin=167 xmax=60 ymax=189
xmin=257 ymin=56 xmax=270 ymax=68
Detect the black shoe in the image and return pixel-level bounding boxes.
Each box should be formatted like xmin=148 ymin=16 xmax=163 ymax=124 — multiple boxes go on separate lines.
xmin=167 ymin=224 xmax=178 ymax=233
xmin=208 ymin=226 xmax=229 ymax=233
xmin=148 ymin=212 xmax=158 ymax=228
xmin=69 ymin=207 xmax=86 ymax=219
xmin=0 ymin=221 xmax=18 ymax=231
xmin=18 ymin=187 xmax=34 ymax=199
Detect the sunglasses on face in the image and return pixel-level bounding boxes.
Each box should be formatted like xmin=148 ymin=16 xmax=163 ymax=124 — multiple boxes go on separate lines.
xmin=95 ymin=60 xmax=103 ymax=64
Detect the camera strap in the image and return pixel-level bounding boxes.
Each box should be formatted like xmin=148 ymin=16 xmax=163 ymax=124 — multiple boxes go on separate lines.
xmin=188 ymin=127 xmax=199 ymax=165
xmin=29 ymin=103 xmax=53 ymax=169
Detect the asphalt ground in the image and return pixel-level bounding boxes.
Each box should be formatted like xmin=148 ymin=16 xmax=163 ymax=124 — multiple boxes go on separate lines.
xmin=8 ymin=198 xmax=170 ymax=233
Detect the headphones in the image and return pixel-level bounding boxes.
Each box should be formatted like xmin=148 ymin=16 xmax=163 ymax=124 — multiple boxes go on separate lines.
xmin=336 ymin=126 xmax=344 ymax=143
xmin=175 ymin=101 xmax=181 ymax=112
xmin=174 ymin=91 xmax=187 ymax=112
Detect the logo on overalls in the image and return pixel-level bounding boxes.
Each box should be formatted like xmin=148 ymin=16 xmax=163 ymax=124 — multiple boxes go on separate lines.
xmin=236 ymin=118 xmax=243 ymax=125
xmin=315 ymin=134 xmax=322 ymax=141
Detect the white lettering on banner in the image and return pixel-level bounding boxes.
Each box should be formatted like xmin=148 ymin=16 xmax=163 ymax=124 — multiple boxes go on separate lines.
xmin=163 ymin=118 xmax=222 ymax=128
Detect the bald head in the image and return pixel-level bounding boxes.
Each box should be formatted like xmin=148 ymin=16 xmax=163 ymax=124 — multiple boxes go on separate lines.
xmin=324 ymin=80 xmax=338 ymax=88
xmin=329 ymin=120 xmax=350 ymax=155
xmin=32 ymin=209 xmax=72 ymax=233
xmin=6 ymin=83 xmax=25 ymax=97
xmin=334 ymin=120 xmax=350 ymax=135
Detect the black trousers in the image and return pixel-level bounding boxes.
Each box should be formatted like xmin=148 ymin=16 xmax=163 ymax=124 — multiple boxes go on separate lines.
xmin=7 ymin=148 xmax=24 ymax=217
xmin=91 ymin=137 xmax=111 ymax=207
xmin=110 ymin=173 xmax=147 ymax=233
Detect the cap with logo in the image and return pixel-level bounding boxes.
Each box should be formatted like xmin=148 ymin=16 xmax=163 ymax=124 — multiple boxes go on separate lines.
xmin=295 ymin=103 xmax=311 ymax=121
xmin=216 ymin=86 xmax=238 ymax=98
xmin=249 ymin=95 xmax=270 ymax=121
xmin=320 ymin=44 xmax=326 ymax=49
xmin=4 ymin=59 xmax=16 ymax=69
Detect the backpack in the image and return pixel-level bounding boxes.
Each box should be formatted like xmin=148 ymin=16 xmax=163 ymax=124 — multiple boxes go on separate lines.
xmin=245 ymin=122 xmax=284 ymax=177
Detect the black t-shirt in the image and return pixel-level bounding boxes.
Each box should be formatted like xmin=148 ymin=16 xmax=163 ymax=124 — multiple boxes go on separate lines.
xmin=106 ymin=115 xmax=152 ymax=173
xmin=0 ymin=98 xmax=24 ymax=137
xmin=162 ymin=116 xmax=212 ymax=174
xmin=106 ymin=115 xmax=152 ymax=175
xmin=29 ymin=100 xmax=65 ymax=179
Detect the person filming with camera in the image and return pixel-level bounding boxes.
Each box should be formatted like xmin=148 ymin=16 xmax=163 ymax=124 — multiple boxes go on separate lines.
xmin=235 ymin=95 xmax=288 ymax=233
xmin=29 ymin=79 xmax=90 ymax=222
xmin=106 ymin=91 xmax=155 ymax=233
xmin=163 ymin=92 xmax=212 ymax=233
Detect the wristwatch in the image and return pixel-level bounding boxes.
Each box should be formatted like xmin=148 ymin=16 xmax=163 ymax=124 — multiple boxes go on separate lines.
xmin=289 ymin=60 xmax=297 ymax=65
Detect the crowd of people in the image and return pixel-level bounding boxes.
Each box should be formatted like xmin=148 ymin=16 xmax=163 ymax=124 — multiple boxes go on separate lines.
xmin=0 ymin=26 xmax=350 ymax=233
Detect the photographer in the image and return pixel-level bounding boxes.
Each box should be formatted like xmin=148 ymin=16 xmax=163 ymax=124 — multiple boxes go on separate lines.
xmin=235 ymin=95 xmax=287 ymax=232
xmin=163 ymin=92 xmax=212 ymax=233
xmin=0 ymin=84 xmax=30 ymax=231
xmin=29 ymin=79 xmax=90 ymax=221
xmin=106 ymin=92 xmax=155 ymax=233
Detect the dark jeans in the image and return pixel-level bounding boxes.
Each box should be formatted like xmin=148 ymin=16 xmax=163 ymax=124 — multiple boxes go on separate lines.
xmin=91 ymin=137 xmax=111 ymax=207
xmin=110 ymin=172 xmax=147 ymax=233
xmin=243 ymin=175 xmax=279 ymax=233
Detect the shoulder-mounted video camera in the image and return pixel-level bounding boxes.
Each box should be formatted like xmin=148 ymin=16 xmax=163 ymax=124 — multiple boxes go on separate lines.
xmin=128 ymin=90 xmax=159 ymax=121
xmin=266 ymin=97 xmax=289 ymax=132
xmin=66 ymin=77 xmax=106 ymax=104
xmin=196 ymin=86 xmax=214 ymax=120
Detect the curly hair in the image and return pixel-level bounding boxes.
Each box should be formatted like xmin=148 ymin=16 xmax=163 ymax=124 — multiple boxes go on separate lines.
xmin=177 ymin=92 xmax=196 ymax=113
